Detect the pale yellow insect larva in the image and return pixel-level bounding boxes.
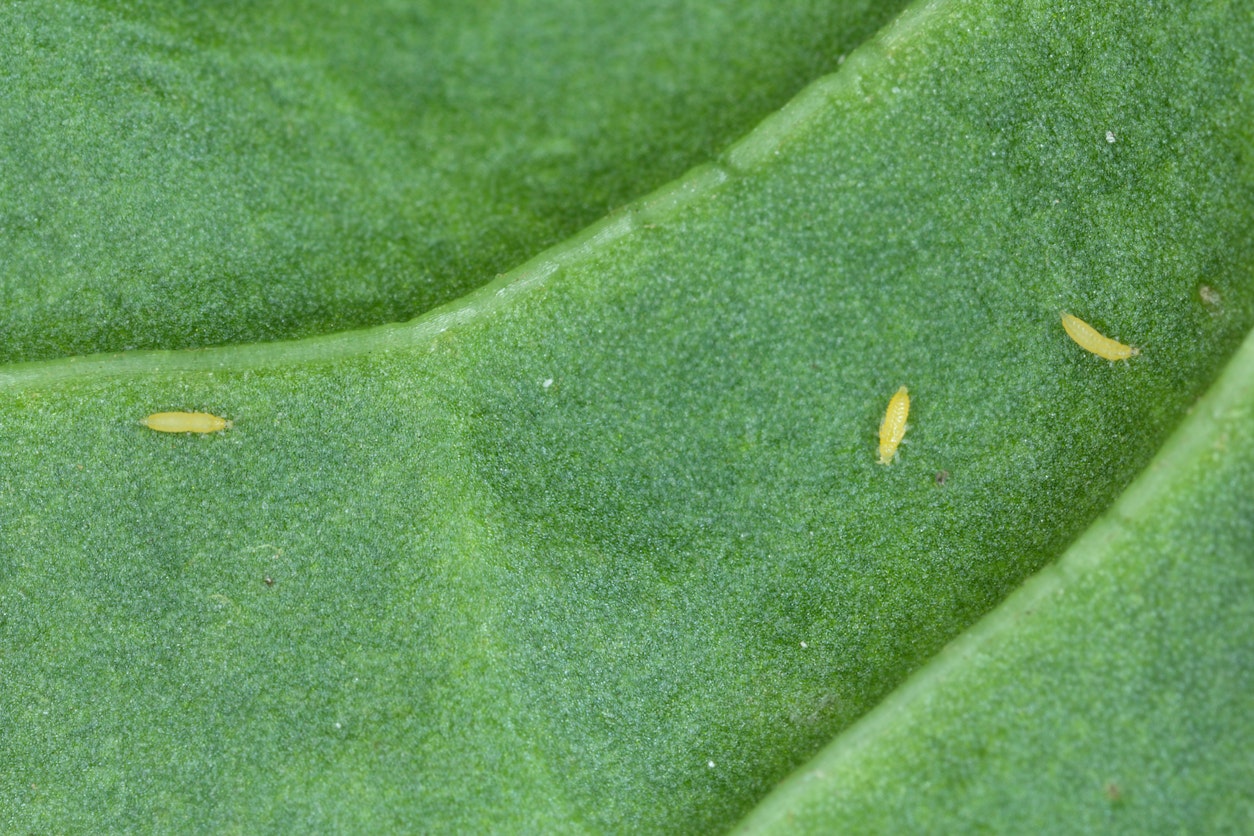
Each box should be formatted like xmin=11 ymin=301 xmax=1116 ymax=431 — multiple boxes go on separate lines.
xmin=877 ymin=385 xmax=910 ymax=465
xmin=142 ymin=411 xmax=232 ymax=434
xmin=1060 ymin=313 xmax=1139 ymax=361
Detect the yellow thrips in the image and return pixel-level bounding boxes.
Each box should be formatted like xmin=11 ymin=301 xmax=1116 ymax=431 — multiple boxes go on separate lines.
xmin=877 ymin=386 xmax=910 ymax=465
xmin=1060 ymin=313 xmax=1139 ymax=361
xmin=142 ymin=411 xmax=232 ymax=434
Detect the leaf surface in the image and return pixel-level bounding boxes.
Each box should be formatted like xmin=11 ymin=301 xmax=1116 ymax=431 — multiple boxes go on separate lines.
xmin=735 ymin=325 xmax=1254 ymax=834
xmin=0 ymin=0 xmax=903 ymax=362
xmin=1 ymin=0 xmax=1252 ymax=832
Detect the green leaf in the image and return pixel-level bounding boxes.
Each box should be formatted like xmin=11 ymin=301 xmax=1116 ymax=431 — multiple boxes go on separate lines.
xmin=2 ymin=0 xmax=1252 ymax=832
xmin=734 ymin=326 xmax=1254 ymax=834
xmin=0 ymin=0 xmax=905 ymax=363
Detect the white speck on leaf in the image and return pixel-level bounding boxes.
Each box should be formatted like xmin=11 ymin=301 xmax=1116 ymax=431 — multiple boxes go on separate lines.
xmin=1106 ymin=130 xmax=1116 ymax=143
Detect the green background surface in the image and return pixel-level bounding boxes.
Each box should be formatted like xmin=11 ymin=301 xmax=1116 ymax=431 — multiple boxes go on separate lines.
xmin=735 ymin=327 xmax=1254 ymax=834
xmin=0 ymin=0 xmax=904 ymax=363
xmin=2 ymin=0 xmax=1252 ymax=831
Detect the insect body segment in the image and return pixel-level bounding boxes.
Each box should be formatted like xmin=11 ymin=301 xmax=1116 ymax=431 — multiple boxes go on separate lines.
xmin=877 ymin=386 xmax=910 ymax=465
xmin=143 ymin=411 xmax=231 ymax=434
xmin=1060 ymin=313 xmax=1138 ymax=361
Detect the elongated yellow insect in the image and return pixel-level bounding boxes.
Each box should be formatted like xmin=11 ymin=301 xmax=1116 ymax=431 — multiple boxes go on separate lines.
xmin=1060 ymin=313 xmax=1138 ymax=360
xmin=142 ymin=411 xmax=232 ymax=434
xmin=877 ymin=386 xmax=910 ymax=465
